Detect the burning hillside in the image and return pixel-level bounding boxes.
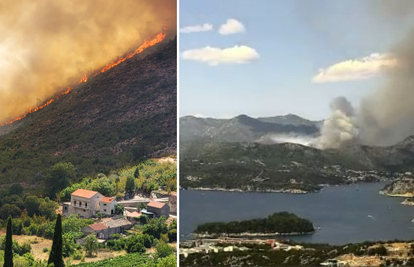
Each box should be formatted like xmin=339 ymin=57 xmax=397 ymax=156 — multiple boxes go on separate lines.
xmin=0 ymin=36 xmax=177 ymax=184
xmin=0 ymin=0 xmax=176 ymax=124
xmin=0 ymin=31 xmax=167 ymax=126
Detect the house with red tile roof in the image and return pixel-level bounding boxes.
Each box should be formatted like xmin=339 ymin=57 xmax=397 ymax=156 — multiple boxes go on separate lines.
xmin=145 ymin=201 xmax=170 ymax=218
xmin=63 ymin=188 xmax=104 ymax=218
xmin=99 ymin=196 xmax=117 ymax=216
xmin=81 ymin=223 xmax=108 ymax=239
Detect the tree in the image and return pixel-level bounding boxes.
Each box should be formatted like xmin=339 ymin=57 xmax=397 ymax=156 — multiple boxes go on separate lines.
xmin=131 ymin=143 xmax=150 ymax=161
xmin=157 ymin=254 xmax=176 ymax=267
xmin=0 ymin=204 xmax=21 ymax=220
xmin=4 ymin=195 xmax=25 ymax=210
xmin=96 ymin=212 xmax=106 ymax=219
xmin=4 ymin=216 xmax=13 ymax=267
xmin=90 ymin=176 xmax=115 ymax=196
xmin=115 ymin=177 xmax=120 ymax=193
xmin=156 ymin=241 xmax=174 ymax=258
xmin=138 ymin=214 xmax=148 ymax=225
xmin=24 ymin=195 xmax=41 ymax=216
xmin=39 ymin=200 xmax=59 ymax=220
xmin=125 ymin=176 xmax=136 ymax=193
xmin=134 ymin=167 xmax=140 ymax=178
xmin=114 ymin=204 xmax=124 ymax=215
xmin=126 ymin=234 xmax=146 ymax=253
xmin=84 ymin=234 xmax=98 ymax=257
xmin=8 ymin=183 xmax=24 ymax=196
xmin=44 ymin=162 xmax=76 ymax=199
xmin=48 ymin=214 xmax=64 ymax=267
xmin=168 ymin=219 xmax=177 ymax=242
xmin=137 ymin=203 xmax=146 ymax=211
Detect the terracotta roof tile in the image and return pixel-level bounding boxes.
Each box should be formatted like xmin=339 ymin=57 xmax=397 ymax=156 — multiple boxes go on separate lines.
xmin=126 ymin=211 xmax=142 ymax=218
xmin=89 ymin=223 xmax=107 ymax=231
xmin=147 ymin=201 xmax=165 ymax=209
xmin=100 ymin=197 xmax=115 ymax=203
xmin=71 ymin=189 xmax=99 ymax=199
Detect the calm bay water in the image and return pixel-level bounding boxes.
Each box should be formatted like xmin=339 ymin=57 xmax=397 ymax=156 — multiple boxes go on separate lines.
xmin=180 ymin=182 xmax=414 ymax=245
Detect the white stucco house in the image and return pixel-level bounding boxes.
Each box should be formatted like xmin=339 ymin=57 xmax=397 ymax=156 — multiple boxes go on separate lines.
xmin=99 ymin=197 xmax=117 ymax=216
xmin=62 ymin=189 xmax=104 ymax=218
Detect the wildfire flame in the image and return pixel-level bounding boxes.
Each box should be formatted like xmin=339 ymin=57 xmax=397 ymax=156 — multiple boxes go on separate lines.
xmin=1 ymin=31 xmax=167 ymax=127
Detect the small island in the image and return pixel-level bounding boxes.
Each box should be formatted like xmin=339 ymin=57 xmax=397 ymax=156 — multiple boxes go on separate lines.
xmin=194 ymin=212 xmax=315 ymax=238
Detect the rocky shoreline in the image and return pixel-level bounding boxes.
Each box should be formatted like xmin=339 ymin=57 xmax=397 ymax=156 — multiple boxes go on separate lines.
xmin=193 ymin=230 xmax=315 ymax=239
xmin=185 ymin=187 xmax=311 ymax=194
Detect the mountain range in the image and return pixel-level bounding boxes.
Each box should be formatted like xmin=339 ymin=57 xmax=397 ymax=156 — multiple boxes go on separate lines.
xmin=180 ymin=114 xmax=321 ymax=143
xmin=180 ymin=114 xmax=414 ymax=191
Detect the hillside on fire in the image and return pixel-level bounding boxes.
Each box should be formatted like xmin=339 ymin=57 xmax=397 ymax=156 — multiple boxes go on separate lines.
xmin=0 ymin=36 xmax=177 ymax=188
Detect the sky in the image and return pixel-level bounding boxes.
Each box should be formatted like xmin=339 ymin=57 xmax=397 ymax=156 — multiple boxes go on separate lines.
xmin=179 ymin=0 xmax=408 ymax=120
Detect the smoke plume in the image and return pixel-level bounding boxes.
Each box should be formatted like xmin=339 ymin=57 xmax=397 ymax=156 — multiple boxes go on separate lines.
xmin=318 ymin=1 xmax=414 ymax=148
xmin=0 ymin=0 xmax=176 ymax=123
xmin=317 ymin=97 xmax=359 ymax=149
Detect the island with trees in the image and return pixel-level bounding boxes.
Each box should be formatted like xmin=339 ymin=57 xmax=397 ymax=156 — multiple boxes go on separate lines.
xmin=194 ymin=212 xmax=315 ymax=238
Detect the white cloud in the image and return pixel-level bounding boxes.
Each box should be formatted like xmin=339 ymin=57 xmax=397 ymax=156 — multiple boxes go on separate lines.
xmin=180 ymin=23 xmax=213 ymax=33
xmin=312 ymin=53 xmax=397 ymax=83
xmin=219 ymin=19 xmax=245 ymax=35
xmin=181 ymin=45 xmax=259 ymax=66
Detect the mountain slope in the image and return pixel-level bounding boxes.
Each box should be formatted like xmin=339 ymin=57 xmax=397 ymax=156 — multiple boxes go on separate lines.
xmin=0 ymin=37 xmax=177 ymax=185
xmin=179 ymin=138 xmax=414 ymax=191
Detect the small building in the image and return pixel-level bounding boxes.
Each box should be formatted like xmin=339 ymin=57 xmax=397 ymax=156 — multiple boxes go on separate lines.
xmin=67 ymin=189 xmax=104 ymax=218
xmin=147 ymin=201 xmax=170 ymax=218
xmin=99 ymin=197 xmax=117 ymax=216
xmin=169 ymin=192 xmax=177 ymax=214
xmin=140 ymin=208 xmax=156 ymax=218
xmin=81 ymin=223 xmax=108 ymax=240
xmin=103 ymin=218 xmax=133 ymax=236
xmin=62 ymin=202 xmax=71 ymax=217
xmin=126 ymin=211 xmax=142 ymax=222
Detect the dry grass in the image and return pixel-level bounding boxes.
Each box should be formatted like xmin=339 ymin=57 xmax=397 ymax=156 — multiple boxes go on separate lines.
xmin=70 ymin=249 xmax=127 ymax=265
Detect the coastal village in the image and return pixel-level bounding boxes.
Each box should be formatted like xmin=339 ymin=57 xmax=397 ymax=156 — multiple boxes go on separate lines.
xmin=180 ymin=238 xmax=414 ymax=267
xmin=61 ymin=188 xmax=177 ymax=243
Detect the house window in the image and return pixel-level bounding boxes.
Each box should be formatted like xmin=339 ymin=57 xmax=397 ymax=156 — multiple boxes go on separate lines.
xmin=74 ymin=201 xmax=76 ymax=205
xmin=103 ymin=203 xmax=107 ymax=206
xmin=79 ymin=202 xmax=82 ymax=206
xmin=64 ymin=207 xmax=67 ymax=210
xmin=104 ymin=209 xmax=106 ymax=212
xmin=83 ymin=210 xmax=86 ymax=212
xmin=85 ymin=203 xmax=87 ymax=208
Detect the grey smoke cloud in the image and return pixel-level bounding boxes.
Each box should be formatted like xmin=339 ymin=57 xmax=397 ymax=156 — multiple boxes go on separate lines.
xmin=317 ymin=97 xmax=359 ymax=149
xmin=317 ymin=1 xmax=414 ymax=148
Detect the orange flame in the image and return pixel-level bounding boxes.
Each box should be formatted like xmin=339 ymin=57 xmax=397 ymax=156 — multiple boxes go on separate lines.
xmin=93 ymin=32 xmax=166 ymax=76
xmin=1 ymin=31 xmax=167 ymax=127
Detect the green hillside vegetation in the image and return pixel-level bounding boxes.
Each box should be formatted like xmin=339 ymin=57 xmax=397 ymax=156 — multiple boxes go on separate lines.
xmin=0 ymin=215 xmax=177 ymax=266
xmin=180 ymin=142 xmax=366 ymax=191
xmin=59 ymin=159 xmax=177 ymax=201
xmin=195 ymin=212 xmax=314 ymax=235
xmin=74 ymin=253 xmax=176 ymax=267
xmin=180 ymin=240 xmax=410 ymax=267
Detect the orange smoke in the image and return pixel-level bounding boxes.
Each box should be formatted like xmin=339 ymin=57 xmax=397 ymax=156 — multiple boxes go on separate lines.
xmin=0 ymin=31 xmax=167 ymax=127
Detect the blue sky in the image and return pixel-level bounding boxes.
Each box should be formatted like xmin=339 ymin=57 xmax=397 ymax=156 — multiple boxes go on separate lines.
xmin=179 ymin=0 xmax=406 ymax=120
